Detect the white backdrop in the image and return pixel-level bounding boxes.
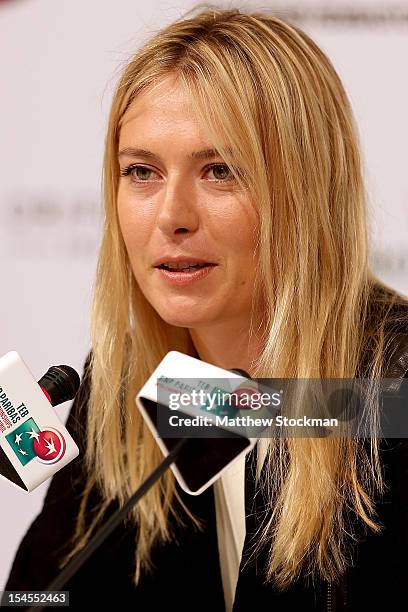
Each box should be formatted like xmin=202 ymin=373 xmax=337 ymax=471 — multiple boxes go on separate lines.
xmin=1 ymin=0 xmax=407 ymax=591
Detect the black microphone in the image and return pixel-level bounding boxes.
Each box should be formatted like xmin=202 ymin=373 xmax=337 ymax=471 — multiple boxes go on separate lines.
xmin=27 ymin=365 xmax=252 ymax=612
xmin=38 ymin=365 xmax=81 ymax=406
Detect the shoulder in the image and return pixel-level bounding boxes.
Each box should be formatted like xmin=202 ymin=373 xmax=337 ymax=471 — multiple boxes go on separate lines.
xmin=362 ymin=284 xmax=408 ymax=380
xmin=382 ymin=295 xmax=408 ymax=379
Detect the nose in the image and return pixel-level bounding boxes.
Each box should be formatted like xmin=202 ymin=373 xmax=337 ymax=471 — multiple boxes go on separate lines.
xmin=156 ymin=172 xmax=200 ymax=236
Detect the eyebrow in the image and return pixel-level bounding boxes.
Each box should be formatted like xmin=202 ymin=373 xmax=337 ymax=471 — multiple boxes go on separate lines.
xmin=117 ymin=147 xmax=232 ymax=161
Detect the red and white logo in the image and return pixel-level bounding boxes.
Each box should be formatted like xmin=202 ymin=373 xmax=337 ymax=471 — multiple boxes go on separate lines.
xmin=32 ymin=427 xmax=66 ymax=464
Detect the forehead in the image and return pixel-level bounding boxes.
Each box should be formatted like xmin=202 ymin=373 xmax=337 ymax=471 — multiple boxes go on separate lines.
xmin=120 ymin=74 xmax=200 ymax=133
xmin=117 ymin=74 xmax=235 ymax=166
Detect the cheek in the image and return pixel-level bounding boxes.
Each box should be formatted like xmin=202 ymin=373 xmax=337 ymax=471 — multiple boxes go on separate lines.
xmin=117 ymin=192 xmax=154 ymax=250
xmin=222 ymin=209 xmax=259 ymax=261
xmin=227 ymin=219 xmax=259 ymax=288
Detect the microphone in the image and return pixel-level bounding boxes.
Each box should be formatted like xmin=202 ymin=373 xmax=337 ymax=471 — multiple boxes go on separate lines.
xmin=0 ymin=352 xmax=80 ymax=493
xmin=136 ymin=351 xmax=262 ymax=495
xmin=38 ymin=365 xmax=81 ymax=406
xmin=25 ymin=353 xmax=256 ymax=611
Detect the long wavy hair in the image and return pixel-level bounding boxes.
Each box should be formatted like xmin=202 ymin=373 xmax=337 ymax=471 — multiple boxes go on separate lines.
xmin=60 ymin=6 xmax=408 ymax=590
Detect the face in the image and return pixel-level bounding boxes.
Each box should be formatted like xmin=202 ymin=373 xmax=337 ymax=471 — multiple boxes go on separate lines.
xmin=117 ymin=73 xmax=260 ymax=329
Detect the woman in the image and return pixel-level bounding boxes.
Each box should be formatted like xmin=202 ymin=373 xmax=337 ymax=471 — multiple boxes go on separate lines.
xmin=4 ymin=7 xmax=408 ymax=611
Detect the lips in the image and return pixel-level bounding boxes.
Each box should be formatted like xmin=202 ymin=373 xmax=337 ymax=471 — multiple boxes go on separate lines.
xmin=159 ymin=262 xmax=210 ymax=271
xmin=155 ymin=262 xmax=217 ymax=285
xmin=153 ymin=256 xmax=217 ymax=268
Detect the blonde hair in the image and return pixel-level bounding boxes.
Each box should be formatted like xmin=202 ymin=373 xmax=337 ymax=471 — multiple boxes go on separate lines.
xmin=60 ymin=6 xmax=408 ymax=590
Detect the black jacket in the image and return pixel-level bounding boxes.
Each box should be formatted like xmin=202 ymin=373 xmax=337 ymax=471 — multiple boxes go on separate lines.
xmin=3 ymin=311 xmax=408 ymax=611
xmin=233 ymin=320 xmax=408 ymax=612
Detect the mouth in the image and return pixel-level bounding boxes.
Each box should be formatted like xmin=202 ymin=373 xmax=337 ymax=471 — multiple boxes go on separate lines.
xmin=156 ymin=263 xmax=216 ymax=272
xmin=154 ymin=262 xmax=218 ymax=285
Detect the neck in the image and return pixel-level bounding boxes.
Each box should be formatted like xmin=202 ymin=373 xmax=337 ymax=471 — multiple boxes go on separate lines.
xmin=188 ymin=317 xmax=264 ymax=377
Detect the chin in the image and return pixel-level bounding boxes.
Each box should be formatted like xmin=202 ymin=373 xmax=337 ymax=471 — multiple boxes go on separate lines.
xmin=159 ymin=315 xmax=206 ymax=328
xmin=156 ymin=308 xmax=214 ymax=328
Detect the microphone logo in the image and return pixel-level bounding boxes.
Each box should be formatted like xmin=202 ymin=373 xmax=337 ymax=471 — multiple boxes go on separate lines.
xmin=5 ymin=417 xmax=66 ymax=466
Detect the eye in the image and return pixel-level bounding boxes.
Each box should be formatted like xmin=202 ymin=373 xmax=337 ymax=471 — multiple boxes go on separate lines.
xmin=204 ymin=163 xmax=235 ymax=183
xmin=120 ymin=164 xmax=159 ymax=182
